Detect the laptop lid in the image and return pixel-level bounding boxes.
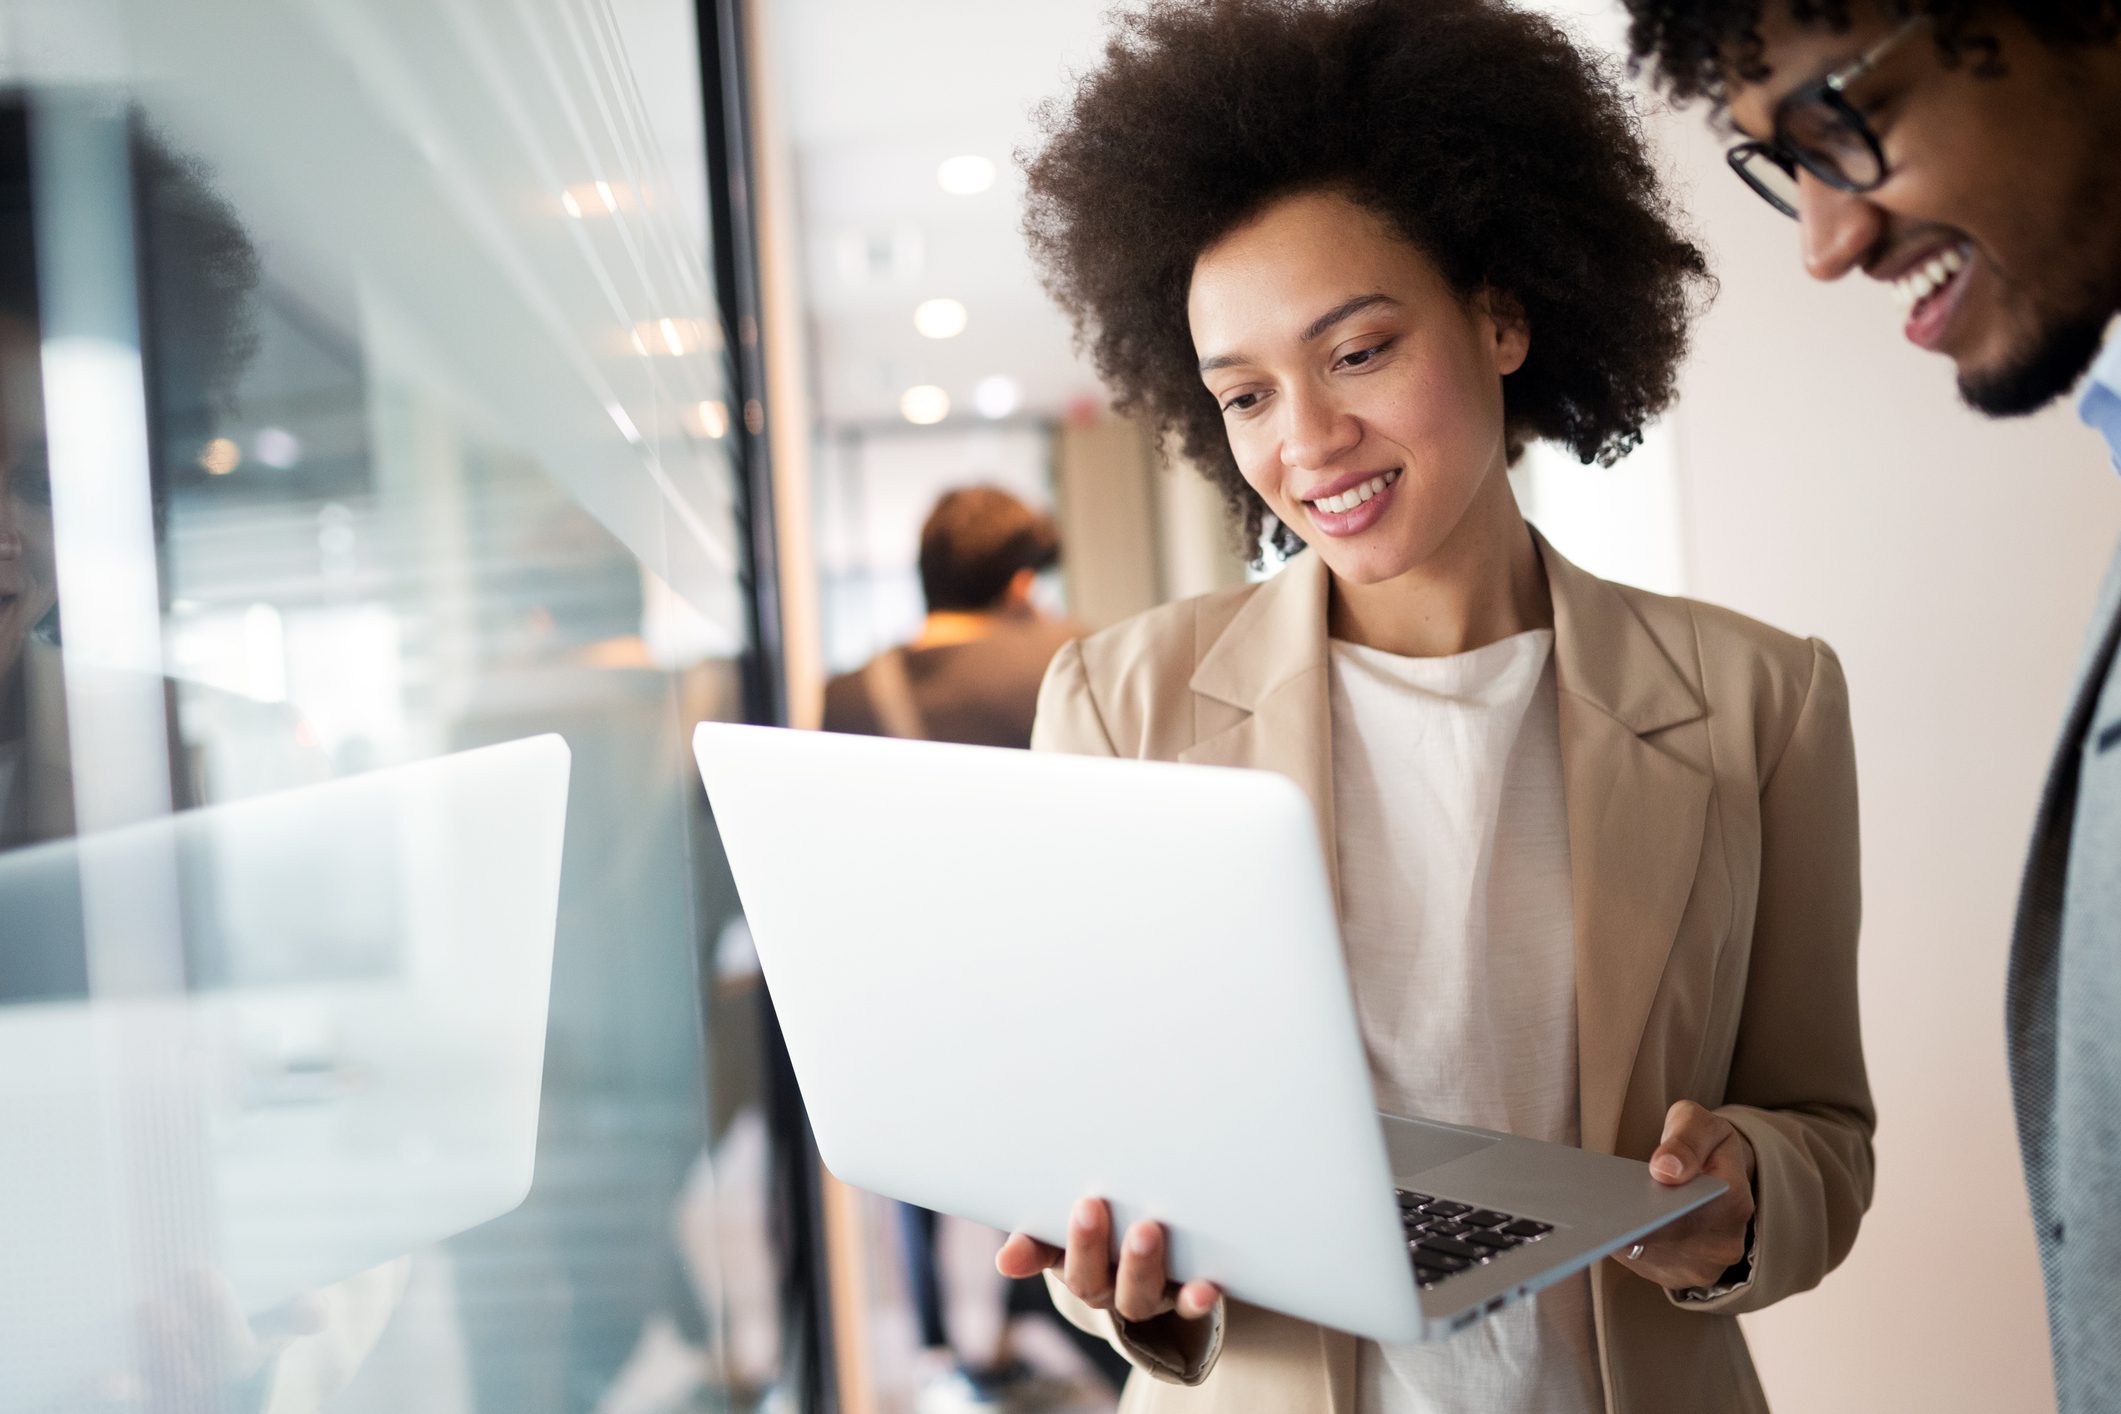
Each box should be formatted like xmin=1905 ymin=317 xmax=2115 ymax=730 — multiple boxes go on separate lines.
xmin=694 ymin=721 xmax=1427 ymax=1343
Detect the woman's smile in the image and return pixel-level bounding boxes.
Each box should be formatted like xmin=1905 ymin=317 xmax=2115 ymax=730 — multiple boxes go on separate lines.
xmin=1300 ymin=466 xmax=1401 ymax=538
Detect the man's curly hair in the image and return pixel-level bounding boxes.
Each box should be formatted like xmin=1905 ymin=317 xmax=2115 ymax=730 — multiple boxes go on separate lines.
xmin=1624 ymin=1 xmax=2121 ymax=110
xmin=1022 ymin=0 xmax=1711 ymax=559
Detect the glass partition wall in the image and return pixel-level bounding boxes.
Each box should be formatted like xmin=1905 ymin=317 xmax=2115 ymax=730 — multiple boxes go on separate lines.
xmin=0 ymin=1 xmax=798 ymax=1410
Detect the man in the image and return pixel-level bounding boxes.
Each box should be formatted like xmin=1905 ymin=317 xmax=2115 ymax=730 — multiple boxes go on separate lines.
xmin=823 ymin=485 xmax=1079 ymax=751
xmin=1621 ymin=5 xmax=2121 ymax=1407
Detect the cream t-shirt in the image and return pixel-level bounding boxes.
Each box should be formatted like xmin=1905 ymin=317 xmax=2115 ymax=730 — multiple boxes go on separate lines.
xmin=1328 ymin=629 xmax=1601 ymax=1414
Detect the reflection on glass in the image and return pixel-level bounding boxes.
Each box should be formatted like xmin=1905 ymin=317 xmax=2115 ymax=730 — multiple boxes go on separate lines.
xmin=1 ymin=739 xmax=568 ymax=1406
xmin=0 ymin=0 xmax=784 ymax=1408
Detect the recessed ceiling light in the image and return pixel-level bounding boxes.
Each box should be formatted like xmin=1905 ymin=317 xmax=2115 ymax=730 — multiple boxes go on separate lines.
xmin=199 ymin=437 xmax=240 ymax=476
xmin=937 ymin=155 xmax=997 ymax=196
xmin=252 ymin=427 xmax=302 ymax=468
xmin=564 ymin=181 xmax=629 ymax=217
xmin=900 ymin=385 xmax=950 ymax=425
xmin=914 ymin=298 xmax=967 ymax=339
xmin=690 ymin=400 xmax=730 ymax=439
xmin=973 ymin=375 xmax=1021 ymax=419
xmin=634 ymin=317 xmax=708 ymax=355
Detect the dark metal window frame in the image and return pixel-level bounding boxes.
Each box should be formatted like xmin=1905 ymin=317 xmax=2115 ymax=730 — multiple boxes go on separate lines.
xmin=695 ymin=2 xmax=837 ymax=1410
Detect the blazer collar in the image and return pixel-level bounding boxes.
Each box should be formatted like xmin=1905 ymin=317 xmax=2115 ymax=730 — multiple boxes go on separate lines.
xmin=1537 ymin=528 xmax=1703 ymax=738
xmin=1179 ymin=550 xmax=1339 ymax=903
xmin=1189 ymin=546 xmax=1331 ymax=713
xmin=1186 ymin=529 xmax=1706 ymax=736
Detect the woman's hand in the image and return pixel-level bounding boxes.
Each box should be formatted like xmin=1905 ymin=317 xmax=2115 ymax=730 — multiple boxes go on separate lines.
xmin=995 ymin=1197 xmax=1221 ymax=1324
xmin=1616 ymin=1100 xmax=1758 ymax=1292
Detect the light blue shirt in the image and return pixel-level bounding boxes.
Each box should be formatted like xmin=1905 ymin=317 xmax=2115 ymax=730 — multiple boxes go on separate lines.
xmin=2079 ymin=331 xmax=2121 ymax=473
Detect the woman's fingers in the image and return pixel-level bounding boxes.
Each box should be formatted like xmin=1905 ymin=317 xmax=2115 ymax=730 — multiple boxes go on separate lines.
xmin=994 ymin=1231 xmax=1062 ymax=1280
xmin=1062 ymin=1197 xmax=1115 ymax=1306
xmin=1621 ymin=1240 xmax=1735 ymax=1290
xmin=1622 ymin=1102 xmax=1760 ymax=1289
xmin=1174 ymin=1279 xmax=1222 ymax=1320
xmin=1112 ymin=1222 xmax=1172 ymax=1321
xmin=1004 ymin=1197 xmax=1219 ymax=1323
xmin=1619 ymin=1169 xmax=1757 ymax=1286
xmin=1648 ymin=1099 xmax=1730 ymax=1183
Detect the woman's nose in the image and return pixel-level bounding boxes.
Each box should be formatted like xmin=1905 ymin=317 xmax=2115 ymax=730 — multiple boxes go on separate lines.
xmin=1279 ymin=390 xmax=1360 ymax=471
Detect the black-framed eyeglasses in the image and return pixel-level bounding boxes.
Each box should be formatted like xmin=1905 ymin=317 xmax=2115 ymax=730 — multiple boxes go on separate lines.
xmin=1727 ymin=15 xmax=1930 ymax=219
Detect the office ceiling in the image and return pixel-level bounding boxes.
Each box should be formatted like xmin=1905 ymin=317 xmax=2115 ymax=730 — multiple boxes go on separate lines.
xmin=762 ymin=0 xmax=1634 ymax=430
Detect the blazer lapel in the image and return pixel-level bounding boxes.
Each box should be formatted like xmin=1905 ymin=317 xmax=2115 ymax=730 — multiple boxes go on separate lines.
xmin=1539 ymin=532 xmax=1713 ymax=1157
xmin=2008 ymin=543 xmax=2121 ymax=1174
xmin=1180 ymin=550 xmax=1341 ymax=905
xmin=2023 ymin=548 xmax=2121 ymax=869
xmin=1179 ymin=552 xmax=1352 ymax=1414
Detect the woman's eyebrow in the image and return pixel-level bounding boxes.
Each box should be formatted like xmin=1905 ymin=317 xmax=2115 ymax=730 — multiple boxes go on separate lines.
xmin=1300 ymin=292 xmax=1397 ymax=343
xmin=1197 ymin=292 xmax=1400 ymax=374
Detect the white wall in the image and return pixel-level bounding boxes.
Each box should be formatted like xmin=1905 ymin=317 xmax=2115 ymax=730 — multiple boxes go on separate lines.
xmin=1643 ymin=108 xmax=2118 ymax=1414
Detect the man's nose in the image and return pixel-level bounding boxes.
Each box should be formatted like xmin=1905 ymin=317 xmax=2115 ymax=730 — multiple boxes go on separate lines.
xmin=1796 ymin=174 xmax=1884 ymax=283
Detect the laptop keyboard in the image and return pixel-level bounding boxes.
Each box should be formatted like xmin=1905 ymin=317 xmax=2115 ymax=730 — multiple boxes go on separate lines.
xmin=1396 ymin=1189 xmax=1553 ymax=1288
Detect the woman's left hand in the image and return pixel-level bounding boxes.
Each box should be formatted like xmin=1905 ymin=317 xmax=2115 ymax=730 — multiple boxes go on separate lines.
xmin=1615 ymin=1100 xmax=1757 ymax=1292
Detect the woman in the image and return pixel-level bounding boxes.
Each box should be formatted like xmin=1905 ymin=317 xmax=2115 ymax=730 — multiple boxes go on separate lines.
xmin=992 ymin=1 xmax=1874 ymax=1410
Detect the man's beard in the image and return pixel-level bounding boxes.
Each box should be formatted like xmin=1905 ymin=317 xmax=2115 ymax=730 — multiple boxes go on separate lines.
xmin=1961 ymin=95 xmax=2121 ymax=420
xmin=1958 ymin=308 xmax=2112 ymax=418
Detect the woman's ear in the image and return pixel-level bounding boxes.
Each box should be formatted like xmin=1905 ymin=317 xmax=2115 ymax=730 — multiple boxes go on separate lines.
xmin=1478 ymin=288 xmax=1530 ymax=377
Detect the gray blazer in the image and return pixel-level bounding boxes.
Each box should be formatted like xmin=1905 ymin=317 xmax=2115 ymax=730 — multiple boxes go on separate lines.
xmin=2009 ymin=537 xmax=2121 ymax=1414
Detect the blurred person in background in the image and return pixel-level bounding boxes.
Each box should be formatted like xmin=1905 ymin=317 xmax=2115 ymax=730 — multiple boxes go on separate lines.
xmin=1621 ymin=4 xmax=2121 ymax=1409
xmin=824 ymin=485 xmax=1079 ymax=752
xmin=822 ymin=483 xmax=1102 ymax=1411
xmin=992 ymin=0 xmax=1875 ymax=1410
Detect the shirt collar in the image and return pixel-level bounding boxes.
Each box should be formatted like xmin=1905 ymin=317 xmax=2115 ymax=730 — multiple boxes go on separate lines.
xmin=2078 ymin=327 xmax=2121 ymax=474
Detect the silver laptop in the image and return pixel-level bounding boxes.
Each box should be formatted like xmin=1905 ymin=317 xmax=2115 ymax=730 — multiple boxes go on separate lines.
xmin=693 ymin=722 xmax=1723 ymax=1344
xmin=0 ymin=735 xmax=570 ymax=1406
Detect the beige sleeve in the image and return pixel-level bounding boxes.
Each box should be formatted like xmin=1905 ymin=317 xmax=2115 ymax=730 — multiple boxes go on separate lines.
xmin=1025 ymin=640 xmax=1228 ymax=1385
xmin=1672 ymin=638 xmax=1877 ymax=1315
xmin=1042 ymin=1269 xmax=1226 ymax=1386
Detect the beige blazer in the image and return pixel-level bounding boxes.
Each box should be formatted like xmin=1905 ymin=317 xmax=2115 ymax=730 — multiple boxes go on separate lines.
xmin=1031 ymin=531 xmax=1874 ymax=1414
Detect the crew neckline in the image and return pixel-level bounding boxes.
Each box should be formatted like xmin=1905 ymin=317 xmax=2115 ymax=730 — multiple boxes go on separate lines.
xmin=1329 ymin=627 xmax=1553 ymax=705
xmin=1329 ymin=625 xmax=1553 ymax=667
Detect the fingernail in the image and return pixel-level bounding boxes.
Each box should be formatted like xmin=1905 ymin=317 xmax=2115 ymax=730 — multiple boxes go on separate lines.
xmin=1125 ymin=1226 xmax=1156 ymax=1256
xmin=1073 ymin=1199 xmax=1098 ymax=1230
xmin=1652 ymin=1155 xmax=1684 ymax=1180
